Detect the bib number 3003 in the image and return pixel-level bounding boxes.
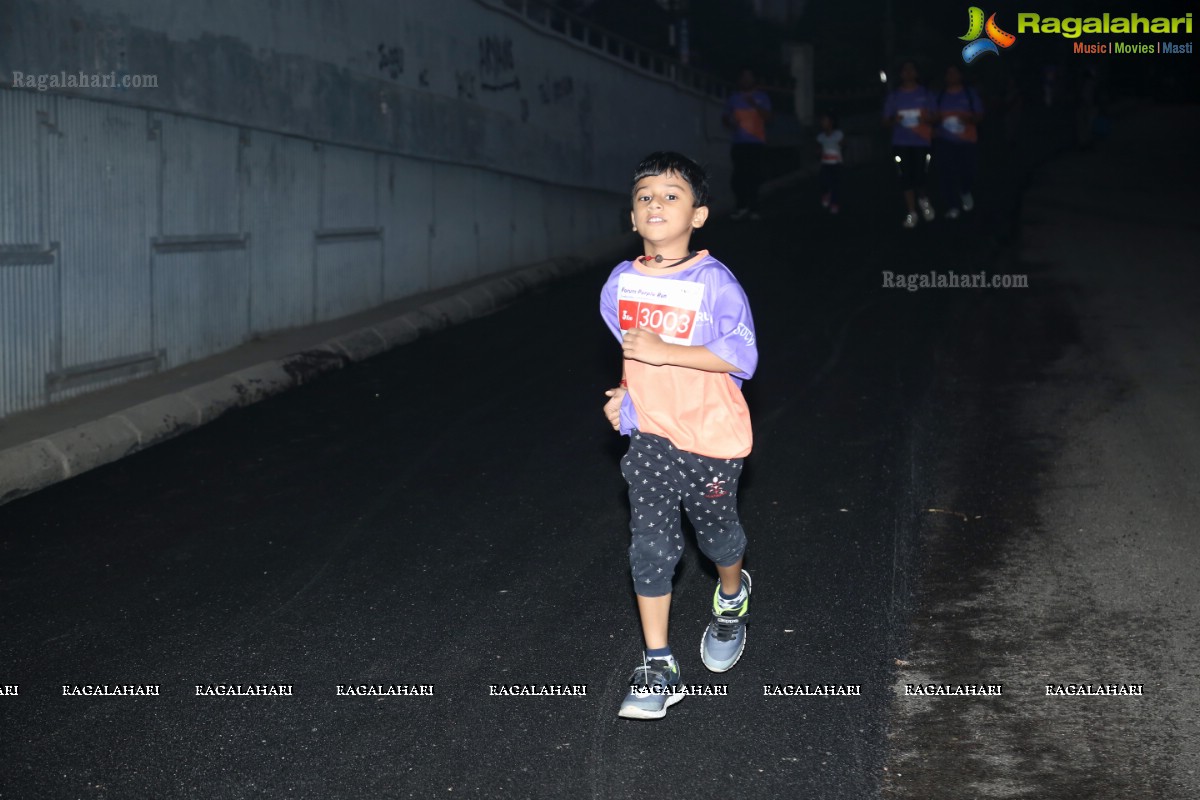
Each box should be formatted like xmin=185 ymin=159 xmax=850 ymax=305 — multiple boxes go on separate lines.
xmin=619 ymin=300 xmax=693 ymax=339
xmin=615 ymin=273 xmax=705 ymax=345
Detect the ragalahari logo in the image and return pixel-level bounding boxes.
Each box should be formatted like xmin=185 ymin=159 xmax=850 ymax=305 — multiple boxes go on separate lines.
xmin=960 ymin=7 xmax=1017 ymax=62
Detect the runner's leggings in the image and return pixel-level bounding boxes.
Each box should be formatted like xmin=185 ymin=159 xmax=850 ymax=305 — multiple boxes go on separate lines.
xmin=621 ymin=430 xmax=747 ymax=598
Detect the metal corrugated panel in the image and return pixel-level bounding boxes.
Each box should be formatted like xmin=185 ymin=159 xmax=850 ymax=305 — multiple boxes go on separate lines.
xmin=0 ymin=263 xmax=57 ymax=418
xmin=309 ymin=144 xmax=385 ymax=323
xmin=152 ymin=247 xmax=250 ymax=368
xmin=314 ymin=236 xmax=383 ymax=322
xmin=321 ymin=145 xmax=378 ymax=231
xmin=1 ymin=1 xmax=737 ymax=423
xmin=243 ymin=133 xmax=321 ymax=335
xmin=151 ymin=113 xmax=250 ymax=363
xmin=45 ymin=96 xmax=157 ymax=394
xmin=475 ymin=171 xmax=513 ymax=275
xmin=159 ymin=114 xmax=240 ymax=236
xmin=429 ymin=163 xmax=478 ymax=290
xmin=379 ymin=155 xmax=433 ymax=302
xmin=0 ymin=89 xmax=44 ymax=245
xmin=510 ymin=178 xmax=548 ymax=267
xmin=0 ymin=89 xmax=53 ymax=418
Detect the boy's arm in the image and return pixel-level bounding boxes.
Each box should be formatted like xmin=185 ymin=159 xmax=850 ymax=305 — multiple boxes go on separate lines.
xmin=622 ymin=329 xmax=741 ymax=373
xmin=602 ymin=364 xmax=627 ymax=431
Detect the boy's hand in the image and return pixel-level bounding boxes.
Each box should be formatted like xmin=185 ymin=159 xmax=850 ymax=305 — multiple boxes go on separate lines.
xmin=622 ymin=328 xmax=670 ymax=366
xmin=603 ymin=386 xmax=627 ymax=431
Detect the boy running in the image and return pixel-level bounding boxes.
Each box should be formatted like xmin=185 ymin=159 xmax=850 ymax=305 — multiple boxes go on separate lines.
xmin=600 ymin=152 xmax=758 ymax=720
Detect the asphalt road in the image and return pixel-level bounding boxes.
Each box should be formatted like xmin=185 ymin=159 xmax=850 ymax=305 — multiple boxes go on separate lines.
xmin=883 ymin=102 xmax=1200 ymax=800
xmin=1 ymin=118 xmax=1050 ymax=798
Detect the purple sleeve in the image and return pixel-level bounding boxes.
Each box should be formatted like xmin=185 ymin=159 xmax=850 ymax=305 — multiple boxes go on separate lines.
xmin=756 ymin=90 xmax=772 ymax=111
xmin=882 ymin=91 xmax=896 ymax=120
xmin=701 ymin=281 xmax=758 ymax=381
xmin=600 ymin=268 xmax=623 ymax=341
xmin=600 ymin=267 xmax=639 ymax=433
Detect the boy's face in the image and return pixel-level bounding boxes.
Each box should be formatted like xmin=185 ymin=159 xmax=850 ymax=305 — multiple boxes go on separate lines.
xmin=630 ymin=171 xmax=708 ymax=247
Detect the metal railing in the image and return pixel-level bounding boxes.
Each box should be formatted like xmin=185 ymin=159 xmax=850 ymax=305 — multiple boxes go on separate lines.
xmin=481 ymin=0 xmax=730 ymax=99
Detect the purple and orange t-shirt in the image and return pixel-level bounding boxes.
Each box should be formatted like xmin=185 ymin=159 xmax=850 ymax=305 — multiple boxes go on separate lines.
xmin=936 ymin=87 xmax=984 ymax=143
xmin=600 ymin=252 xmax=757 ymax=459
xmin=725 ymin=91 xmax=771 ymax=144
xmin=884 ymin=86 xmax=934 ymax=146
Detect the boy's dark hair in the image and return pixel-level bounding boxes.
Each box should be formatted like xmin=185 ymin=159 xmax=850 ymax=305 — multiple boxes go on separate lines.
xmin=820 ymin=110 xmax=839 ymax=128
xmin=631 ymin=151 xmax=710 ymax=207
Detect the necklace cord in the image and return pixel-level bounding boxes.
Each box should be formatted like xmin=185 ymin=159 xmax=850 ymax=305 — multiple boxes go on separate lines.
xmin=639 ymin=250 xmax=697 ymax=269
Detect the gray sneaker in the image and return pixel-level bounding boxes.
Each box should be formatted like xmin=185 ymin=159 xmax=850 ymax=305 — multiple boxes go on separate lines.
xmin=618 ymin=657 xmax=684 ymax=720
xmin=700 ymin=570 xmax=751 ymax=672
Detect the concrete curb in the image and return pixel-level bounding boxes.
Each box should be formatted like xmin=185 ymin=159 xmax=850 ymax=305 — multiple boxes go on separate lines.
xmin=0 ymin=256 xmax=590 ymax=506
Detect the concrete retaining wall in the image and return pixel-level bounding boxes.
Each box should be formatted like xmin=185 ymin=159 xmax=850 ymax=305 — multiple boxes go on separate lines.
xmin=0 ymin=0 xmax=730 ymax=419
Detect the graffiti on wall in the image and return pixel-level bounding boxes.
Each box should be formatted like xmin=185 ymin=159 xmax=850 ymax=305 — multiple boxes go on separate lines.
xmin=378 ymin=44 xmax=404 ymax=79
xmin=456 ymin=70 xmax=477 ymax=101
xmin=479 ymin=35 xmax=519 ymax=92
xmin=538 ymin=75 xmax=574 ymax=105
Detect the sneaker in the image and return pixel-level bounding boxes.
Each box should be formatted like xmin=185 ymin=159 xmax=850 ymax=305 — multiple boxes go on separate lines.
xmin=945 ymin=208 xmax=961 ymax=220
xmin=618 ymin=656 xmax=684 ymax=720
xmin=961 ymin=192 xmax=974 ymax=212
xmin=902 ymin=212 xmax=918 ymax=229
xmin=701 ymin=570 xmax=751 ymax=672
xmin=820 ymin=193 xmax=831 ymax=208
xmin=918 ymin=197 xmax=935 ymax=222
xmin=730 ymin=208 xmax=750 ymax=221
xmin=829 ymin=203 xmax=840 ymax=215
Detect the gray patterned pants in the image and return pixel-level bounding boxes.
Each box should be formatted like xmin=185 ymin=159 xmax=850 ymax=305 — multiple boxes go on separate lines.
xmin=621 ymin=430 xmax=747 ymax=597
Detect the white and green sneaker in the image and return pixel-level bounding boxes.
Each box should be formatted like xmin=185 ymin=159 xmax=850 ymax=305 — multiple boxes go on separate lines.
xmin=700 ymin=569 xmax=751 ymax=672
xmin=618 ymin=656 xmax=684 ymax=720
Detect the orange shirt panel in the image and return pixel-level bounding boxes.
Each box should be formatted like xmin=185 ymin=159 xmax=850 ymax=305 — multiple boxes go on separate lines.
xmin=625 ymin=360 xmax=752 ymax=459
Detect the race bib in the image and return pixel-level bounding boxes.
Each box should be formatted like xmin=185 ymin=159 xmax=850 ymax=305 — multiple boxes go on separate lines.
xmin=943 ymin=115 xmax=965 ymax=134
xmin=899 ymin=108 xmax=921 ymax=128
xmin=617 ymin=272 xmax=705 ymax=345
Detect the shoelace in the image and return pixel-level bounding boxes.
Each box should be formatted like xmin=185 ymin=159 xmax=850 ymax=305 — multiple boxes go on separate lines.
xmin=711 ymin=614 xmax=744 ymax=642
xmin=629 ymin=659 xmax=674 ymax=688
